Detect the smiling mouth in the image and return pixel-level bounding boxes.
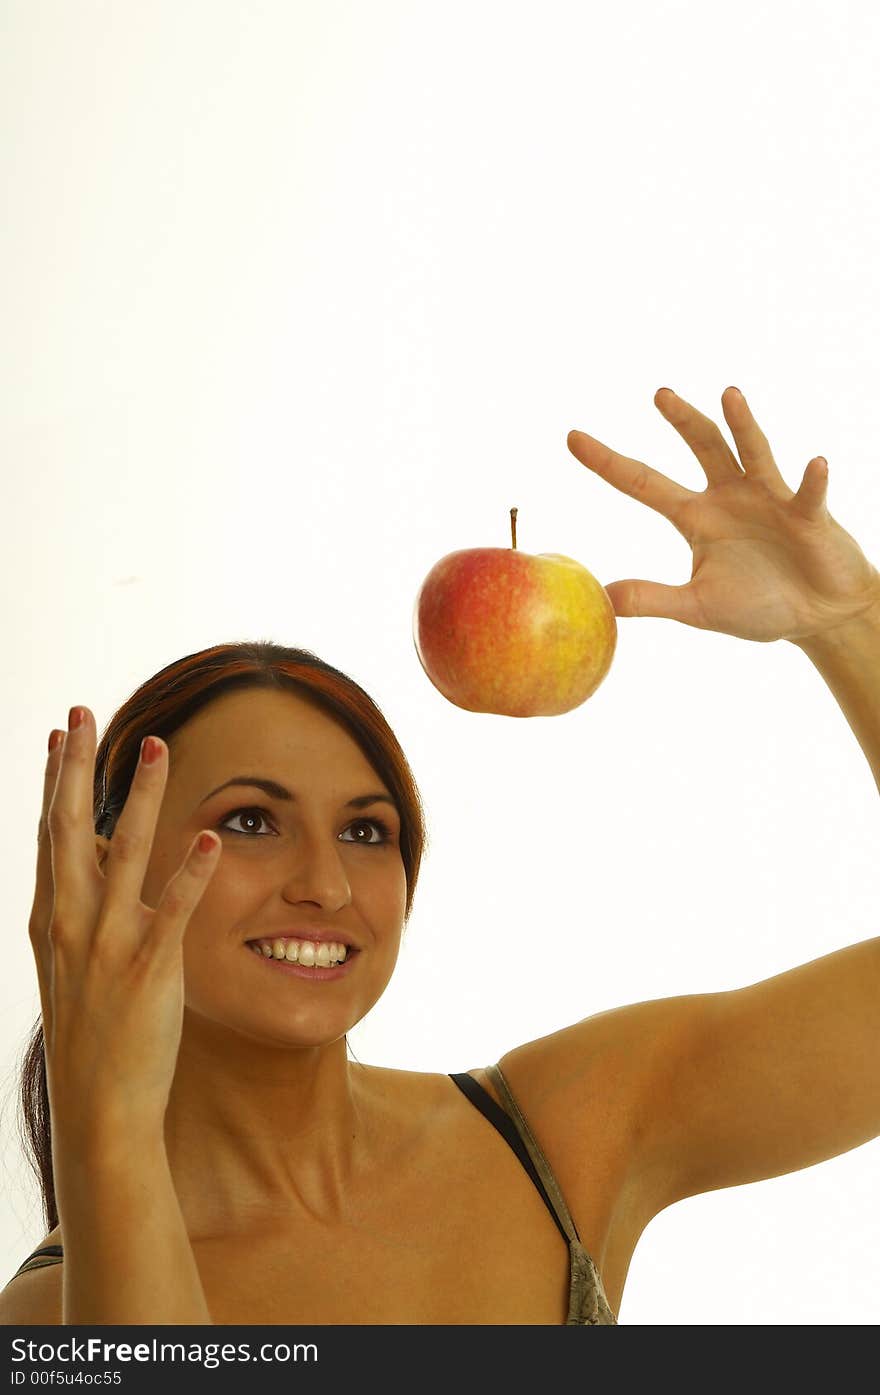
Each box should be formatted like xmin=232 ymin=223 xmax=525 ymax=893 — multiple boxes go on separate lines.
xmin=244 ymin=943 xmax=360 ymax=977
xmin=246 ymin=938 xmax=355 ymax=962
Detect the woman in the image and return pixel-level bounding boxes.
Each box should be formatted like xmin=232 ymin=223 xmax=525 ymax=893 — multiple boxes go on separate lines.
xmin=3 ymin=386 xmax=880 ymax=1326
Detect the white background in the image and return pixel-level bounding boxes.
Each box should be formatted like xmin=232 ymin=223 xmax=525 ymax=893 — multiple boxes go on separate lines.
xmin=2 ymin=0 xmax=879 ymax=1324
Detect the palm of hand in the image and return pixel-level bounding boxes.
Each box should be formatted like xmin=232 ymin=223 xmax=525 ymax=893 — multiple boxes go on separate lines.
xmin=675 ymin=473 xmax=878 ymax=642
xmin=568 ymin=387 xmax=880 ymax=645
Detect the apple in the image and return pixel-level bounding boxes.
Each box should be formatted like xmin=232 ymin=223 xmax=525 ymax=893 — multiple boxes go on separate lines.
xmin=412 ymin=508 xmax=617 ymax=716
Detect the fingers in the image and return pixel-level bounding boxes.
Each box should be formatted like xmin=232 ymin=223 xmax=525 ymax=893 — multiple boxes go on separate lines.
xmin=719 ymin=387 xmax=784 ymax=485
xmin=97 ymin=731 xmax=169 ymax=935
xmin=43 ymin=703 xmax=221 ymax=965
xmin=100 ymin=733 xmax=221 ymax=955
xmin=566 ymin=423 xmax=694 ymax=527
xmin=568 ymin=387 xmax=787 ymax=506
xmin=32 ymin=729 xmax=65 ymax=929
xmin=791 ymin=455 xmax=830 ymax=520
xmin=149 ymin=828 xmax=220 ymax=957
xmin=47 ymin=708 xmax=101 ymax=921
xmin=29 ymin=728 xmax=67 ymax=1025
xmin=656 ymin=387 xmax=745 ymax=485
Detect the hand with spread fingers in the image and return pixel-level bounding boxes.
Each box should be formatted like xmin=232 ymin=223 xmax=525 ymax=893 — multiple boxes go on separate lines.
xmin=29 ymin=708 xmax=222 ymax=1149
xmin=567 ymin=386 xmax=880 ymax=645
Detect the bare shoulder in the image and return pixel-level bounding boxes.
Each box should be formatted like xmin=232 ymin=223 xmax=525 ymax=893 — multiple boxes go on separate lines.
xmin=480 ymin=993 xmax=708 ymax=1226
xmin=354 ymin=1061 xmax=466 ymax=1135
xmin=0 ymin=1226 xmax=64 ymax=1326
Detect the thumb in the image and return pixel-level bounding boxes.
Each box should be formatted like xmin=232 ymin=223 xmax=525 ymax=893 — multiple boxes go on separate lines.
xmin=603 ymin=578 xmax=697 ymax=623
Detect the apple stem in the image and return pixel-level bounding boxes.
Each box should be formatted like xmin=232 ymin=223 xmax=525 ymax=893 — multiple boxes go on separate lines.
xmin=510 ymin=507 xmax=518 ymax=550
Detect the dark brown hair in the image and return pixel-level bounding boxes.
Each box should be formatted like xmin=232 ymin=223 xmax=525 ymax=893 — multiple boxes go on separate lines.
xmin=14 ymin=640 xmax=430 ymax=1235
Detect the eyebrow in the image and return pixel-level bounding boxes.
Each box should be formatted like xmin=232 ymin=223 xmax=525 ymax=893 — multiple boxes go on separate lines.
xmin=199 ymin=776 xmax=400 ymax=815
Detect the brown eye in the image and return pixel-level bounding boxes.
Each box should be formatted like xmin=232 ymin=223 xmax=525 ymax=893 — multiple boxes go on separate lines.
xmin=339 ymin=818 xmax=394 ymax=846
xmin=218 ymin=806 xmax=274 ymax=836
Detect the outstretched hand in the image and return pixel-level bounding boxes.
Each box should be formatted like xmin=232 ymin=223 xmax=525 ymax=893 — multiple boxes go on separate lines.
xmin=567 ymin=386 xmax=880 ymax=644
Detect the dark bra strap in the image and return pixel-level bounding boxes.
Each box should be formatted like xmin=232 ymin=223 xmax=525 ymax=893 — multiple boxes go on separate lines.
xmin=449 ymin=1072 xmax=571 ymax=1248
xmin=12 ymin=1244 xmax=64 ymax=1277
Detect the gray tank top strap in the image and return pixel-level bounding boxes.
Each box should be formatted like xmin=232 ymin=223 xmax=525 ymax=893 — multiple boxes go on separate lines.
xmin=484 ymin=1062 xmax=582 ymax=1247
xmin=485 ymin=1063 xmax=618 ymax=1324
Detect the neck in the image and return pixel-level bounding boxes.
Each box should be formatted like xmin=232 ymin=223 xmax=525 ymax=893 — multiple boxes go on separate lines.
xmin=163 ymin=1011 xmax=380 ymax=1239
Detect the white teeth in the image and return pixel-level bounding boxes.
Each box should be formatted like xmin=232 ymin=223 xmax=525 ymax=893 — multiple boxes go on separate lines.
xmin=249 ymin=938 xmax=349 ymax=968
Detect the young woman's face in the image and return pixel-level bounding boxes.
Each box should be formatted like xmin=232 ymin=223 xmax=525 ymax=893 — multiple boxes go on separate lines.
xmin=100 ymin=687 xmax=409 ymax=1050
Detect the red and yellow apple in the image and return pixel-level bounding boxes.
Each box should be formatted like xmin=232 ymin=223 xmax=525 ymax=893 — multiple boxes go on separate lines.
xmin=412 ymin=509 xmax=617 ymax=716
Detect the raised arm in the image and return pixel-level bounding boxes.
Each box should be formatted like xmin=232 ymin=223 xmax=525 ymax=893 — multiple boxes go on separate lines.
xmin=503 ymin=388 xmax=880 ymax=1218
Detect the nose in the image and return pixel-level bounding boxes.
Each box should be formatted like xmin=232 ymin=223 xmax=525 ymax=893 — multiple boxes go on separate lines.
xmin=278 ymin=832 xmax=353 ymax=911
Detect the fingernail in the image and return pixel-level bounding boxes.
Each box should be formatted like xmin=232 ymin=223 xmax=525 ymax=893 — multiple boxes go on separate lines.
xmin=140 ymin=736 xmax=162 ymax=765
xmin=68 ymin=706 xmax=85 ymax=730
xmin=48 ymin=729 xmax=64 ymax=754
